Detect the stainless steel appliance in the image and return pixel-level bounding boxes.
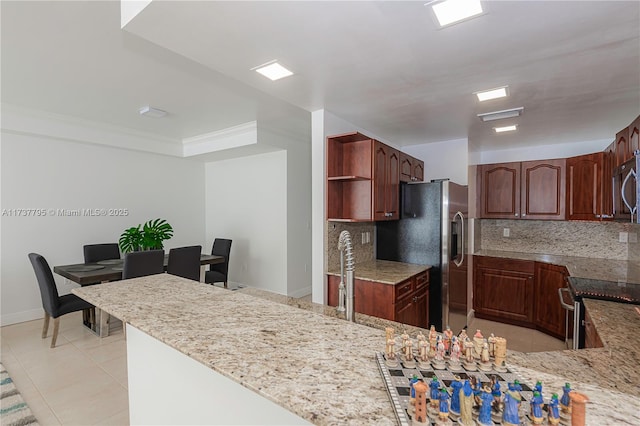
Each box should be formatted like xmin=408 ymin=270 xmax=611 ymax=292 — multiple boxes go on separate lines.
xmin=614 ymin=150 xmax=640 ymax=223
xmin=377 ymin=180 xmax=468 ymax=331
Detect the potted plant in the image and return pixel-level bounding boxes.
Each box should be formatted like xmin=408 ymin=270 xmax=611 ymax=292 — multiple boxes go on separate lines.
xmin=119 ymin=218 xmax=174 ymax=253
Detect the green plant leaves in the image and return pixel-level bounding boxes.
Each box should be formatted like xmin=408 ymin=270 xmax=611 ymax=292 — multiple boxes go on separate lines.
xmin=118 ymin=219 xmax=173 ymax=253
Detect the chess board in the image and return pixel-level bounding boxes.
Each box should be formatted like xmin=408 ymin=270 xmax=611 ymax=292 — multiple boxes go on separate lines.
xmin=375 ymin=352 xmax=537 ymax=426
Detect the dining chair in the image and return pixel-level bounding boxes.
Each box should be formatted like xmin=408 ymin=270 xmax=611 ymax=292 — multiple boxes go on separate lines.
xmin=167 ymin=245 xmax=202 ymax=281
xmin=122 ymin=249 xmax=165 ymax=279
xmin=205 ymin=238 xmax=232 ymax=288
xmin=83 ymin=243 xmax=120 ymax=263
xmin=28 ymin=253 xmax=94 ymax=348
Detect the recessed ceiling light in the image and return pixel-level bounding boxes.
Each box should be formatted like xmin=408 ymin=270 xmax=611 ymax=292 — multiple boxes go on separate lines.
xmin=428 ymin=0 xmax=483 ymax=27
xmin=139 ymin=106 xmax=167 ymax=118
xmin=253 ymin=61 xmax=293 ymax=81
xmin=494 ymin=125 xmax=518 ymax=133
xmin=477 ymin=107 xmax=524 ymax=122
xmin=475 ymin=86 xmax=508 ymax=102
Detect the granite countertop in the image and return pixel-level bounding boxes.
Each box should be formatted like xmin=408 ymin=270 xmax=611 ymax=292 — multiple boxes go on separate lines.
xmin=327 ymin=259 xmax=430 ymax=285
xmin=474 ymin=249 xmax=640 ymax=284
xmin=240 ymin=288 xmax=640 ymax=425
xmin=73 ymin=276 xmax=640 ymax=425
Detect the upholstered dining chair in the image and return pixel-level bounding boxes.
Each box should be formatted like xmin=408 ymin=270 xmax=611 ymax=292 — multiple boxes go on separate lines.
xmin=167 ymin=245 xmax=202 ymax=281
xmin=122 ymin=249 xmax=165 ymax=279
xmin=83 ymin=243 xmax=120 ymax=264
xmin=28 ymin=253 xmax=94 ymax=348
xmin=205 ymin=238 xmax=232 ymax=288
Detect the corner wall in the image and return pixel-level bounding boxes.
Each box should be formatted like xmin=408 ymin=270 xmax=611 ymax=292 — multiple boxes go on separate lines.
xmin=1 ymin=131 xmax=205 ymax=325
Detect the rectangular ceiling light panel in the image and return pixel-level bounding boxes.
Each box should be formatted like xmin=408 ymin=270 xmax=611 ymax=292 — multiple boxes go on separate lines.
xmin=254 ymin=62 xmax=293 ymax=81
xmin=475 ymin=86 xmax=508 ymax=102
xmin=494 ymin=125 xmax=518 ymax=133
xmin=430 ymin=0 xmax=483 ymax=27
xmin=477 ymin=107 xmax=524 ymax=122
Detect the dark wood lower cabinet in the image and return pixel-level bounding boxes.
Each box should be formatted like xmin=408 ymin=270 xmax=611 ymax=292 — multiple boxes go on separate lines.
xmin=327 ymin=271 xmax=429 ymax=328
xmin=534 ymin=263 xmax=569 ymax=339
xmin=473 ymin=257 xmax=534 ymax=327
xmin=474 ymin=256 xmax=575 ymax=341
xmin=583 ymin=307 xmax=603 ymax=349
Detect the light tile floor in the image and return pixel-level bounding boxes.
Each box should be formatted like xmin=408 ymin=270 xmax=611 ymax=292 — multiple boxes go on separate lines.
xmin=0 ymin=301 xmax=566 ymax=425
xmin=1 ymin=312 xmax=129 ymax=425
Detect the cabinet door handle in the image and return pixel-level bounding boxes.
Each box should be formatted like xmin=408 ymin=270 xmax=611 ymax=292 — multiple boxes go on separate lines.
xmin=515 ymin=213 xmax=519 ymax=217
xmin=522 ymin=213 xmax=526 ymax=217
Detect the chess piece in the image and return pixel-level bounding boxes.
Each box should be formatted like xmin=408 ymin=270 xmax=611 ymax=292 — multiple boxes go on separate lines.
xmin=443 ymin=325 xmax=453 ymax=354
xmin=449 ymin=376 xmax=463 ymax=418
xmin=459 ymin=380 xmax=474 ymax=426
xmin=448 ymin=337 xmax=462 ymax=371
xmin=487 ymin=333 xmax=496 ymax=357
xmin=477 ymin=386 xmax=494 ymax=426
xmin=472 ymin=329 xmax=484 ymax=358
xmin=403 ymin=338 xmax=416 ymax=368
xmin=530 ymin=391 xmax=544 ymax=424
xmin=479 ymin=341 xmax=492 ymax=371
xmin=418 ymin=338 xmax=430 ymax=368
xmin=548 ymin=393 xmax=561 ymax=425
xmin=560 ymin=383 xmax=572 ymax=414
xmin=490 ymin=376 xmax=502 ymax=423
xmin=429 ymin=377 xmax=440 ymax=409
xmin=502 ymin=383 xmax=521 ymax=426
xmin=409 ymin=374 xmax=420 ymax=413
xmin=428 ymin=325 xmax=438 ymax=358
xmin=569 ymin=391 xmax=589 ymax=426
xmin=432 ymin=336 xmax=446 ymax=369
xmin=413 ymin=380 xmax=428 ymax=424
xmin=463 ymin=337 xmax=476 ymax=371
xmin=385 ymin=338 xmax=398 ymax=367
xmin=493 ymin=336 xmax=507 ymax=371
xmin=385 ymin=327 xmax=395 ymax=343
xmin=417 ymin=331 xmax=426 ymax=344
xmin=458 ymin=328 xmax=468 ymax=346
xmin=438 ymin=388 xmax=450 ymax=423
xmin=401 ymin=330 xmax=410 ymax=350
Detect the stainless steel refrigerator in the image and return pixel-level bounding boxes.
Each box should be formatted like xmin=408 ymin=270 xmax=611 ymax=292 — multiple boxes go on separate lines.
xmin=377 ymin=180 xmax=468 ymax=331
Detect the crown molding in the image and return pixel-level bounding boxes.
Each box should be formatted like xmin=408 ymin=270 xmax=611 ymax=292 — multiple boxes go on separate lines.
xmin=182 ymin=121 xmax=258 ymax=157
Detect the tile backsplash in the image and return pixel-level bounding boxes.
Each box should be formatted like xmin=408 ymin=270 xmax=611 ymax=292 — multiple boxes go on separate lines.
xmin=326 ymin=222 xmax=375 ymax=272
xmin=478 ymin=219 xmax=639 ymax=261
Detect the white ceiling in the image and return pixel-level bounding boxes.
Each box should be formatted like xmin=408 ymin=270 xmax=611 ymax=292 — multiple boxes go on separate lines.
xmin=2 ymin=1 xmax=639 ymax=153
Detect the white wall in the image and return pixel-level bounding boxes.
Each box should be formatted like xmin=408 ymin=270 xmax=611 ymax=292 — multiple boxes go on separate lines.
xmin=402 ymin=138 xmax=469 ymax=185
xmin=1 ymin=131 xmax=205 ymax=325
xmin=204 ymin=151 xmax=288 ymax=295
xmin=469 ymin=138 xmax=612 ymax=165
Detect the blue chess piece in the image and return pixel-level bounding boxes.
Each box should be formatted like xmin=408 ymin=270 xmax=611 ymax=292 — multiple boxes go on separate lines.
xmin=450 ymin=377 xmax=463 ymax=414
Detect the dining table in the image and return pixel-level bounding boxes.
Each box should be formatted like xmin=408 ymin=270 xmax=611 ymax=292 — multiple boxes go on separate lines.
xmin=53 ymin=253 xmax=224 ymax=337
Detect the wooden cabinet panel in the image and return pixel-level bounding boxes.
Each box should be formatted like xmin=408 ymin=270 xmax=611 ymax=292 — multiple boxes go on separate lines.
xmin=602 ymin=142 xmax=615 ymax=219
xmin=584 ymin=307 xmax=603 ymax=349
xmin=399 ymin=152 xmax=425 ymax=183
xmin=615 ymin=127 xmax=631 ymax=167
xmin=479 ymin=163 xmax=521 ymax=218
xmin=473 ymin=257 xmax=534 ymax=327
xmin=534 ymin=263 xmax=569 ymax=339
xmin=327 ymin=270 xmax=429 ymax=327
xmin=566 ymin=152 xmax=603 ymax=220
xmin=373 ymin=141 xmax=399 ymax=220
xmin=630 ymin=115 xmax=640 ymax=156
xmin=521 ymin=159 xmax=566 ymax=220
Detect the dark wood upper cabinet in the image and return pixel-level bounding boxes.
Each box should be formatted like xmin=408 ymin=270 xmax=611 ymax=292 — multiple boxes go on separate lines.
xmin=521 ymin=159 xmax=566 ymax=220
xmin=479 ymin=160 xmax=565 ymax=220
xmin=602 ymin=142 xmax=615 ymax=219
xmin=566 ymin=152 xmax=605 ymax=221
xmin=399 ymin=152 xmax=425 ymax=183
xmin=630 ymin=115 xmax=640 ymax=156
xmin=373 ymin=141 xmax=399 ymax=221
xmin=479 ymin=162 xmax=521 ymax=218
xmin=615 ymin=126 xmax=631 ymax=167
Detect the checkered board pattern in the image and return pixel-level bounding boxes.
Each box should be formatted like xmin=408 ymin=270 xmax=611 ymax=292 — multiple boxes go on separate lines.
xmin=375 ymin=352 xmax=535 ymax=425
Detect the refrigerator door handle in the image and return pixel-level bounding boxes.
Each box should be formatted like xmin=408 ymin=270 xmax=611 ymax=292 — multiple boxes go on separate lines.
xmin=621 ymin=168 xmax=637 ymax=222
xmin=453 ymin=211 xmax=464 ymax=267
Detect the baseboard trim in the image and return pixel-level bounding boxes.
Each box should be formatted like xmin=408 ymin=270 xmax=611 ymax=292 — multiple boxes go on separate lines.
xmin=287 ymin=286 xmax=312 ymax=299
xmin=1 ymin=308 xmax=43 ymax=326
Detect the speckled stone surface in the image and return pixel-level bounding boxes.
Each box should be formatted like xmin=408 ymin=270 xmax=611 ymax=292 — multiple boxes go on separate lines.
xmin=479 ymin=219 xmax=636 ymax=261
xmin=326 ymin=259 xmax=429 ymax=285
xmin=73 ymin=277 xmax=640 ymax=425
xmin=241 ymin=288 xmax=640 ymax=425
xmin=474 ymin=249 xmax=640 ymax=284
xmin=326 ymin=222 xmax=375 ymax=272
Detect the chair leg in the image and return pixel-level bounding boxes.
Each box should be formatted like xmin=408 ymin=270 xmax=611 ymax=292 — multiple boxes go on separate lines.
xmin=42 ymin=312 xmax=50 ymax=338
xmin=50 ymin=317 xmax=60 ymax=348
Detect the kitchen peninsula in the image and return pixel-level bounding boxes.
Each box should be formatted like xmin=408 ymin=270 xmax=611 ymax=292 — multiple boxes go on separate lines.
xmin=73 ymin=275 xmax=640 ymax=425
